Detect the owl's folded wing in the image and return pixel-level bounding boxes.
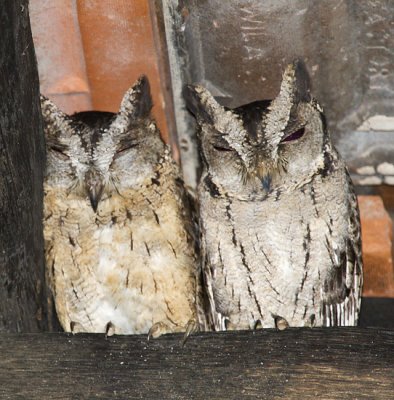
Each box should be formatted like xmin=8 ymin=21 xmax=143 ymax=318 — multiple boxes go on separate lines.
xmin=322 ymin=173 xmax=363 ymax=326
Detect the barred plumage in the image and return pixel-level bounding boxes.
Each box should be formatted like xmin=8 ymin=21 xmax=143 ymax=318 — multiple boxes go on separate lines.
xmin=42 ymin=76 xmax=200 ymax=336
xmin=184 ymin=60 xmax=363 ymax=331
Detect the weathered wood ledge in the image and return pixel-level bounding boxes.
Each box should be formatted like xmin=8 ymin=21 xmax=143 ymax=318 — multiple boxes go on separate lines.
xmin=0 ymin=327 xmax=393 ymax=399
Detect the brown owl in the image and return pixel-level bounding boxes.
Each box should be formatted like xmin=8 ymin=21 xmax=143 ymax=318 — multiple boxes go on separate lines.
xmin=42 ymin=76 xmax=200 ymax=337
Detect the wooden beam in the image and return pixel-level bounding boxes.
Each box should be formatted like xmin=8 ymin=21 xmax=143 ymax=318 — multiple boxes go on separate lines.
xmin=0 ymin=328 xmax=392 ymax=399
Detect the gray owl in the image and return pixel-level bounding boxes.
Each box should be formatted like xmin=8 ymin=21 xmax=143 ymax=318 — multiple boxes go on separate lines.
xmin=184 ymin=60 xmax=363 ymax=331
xmin=42 ymin=76 xmax=200 ymax=337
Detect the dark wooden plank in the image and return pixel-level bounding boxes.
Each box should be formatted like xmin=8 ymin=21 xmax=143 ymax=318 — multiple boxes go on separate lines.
xmin=0 ymin=0 xmax=48 ymax=331
xmin=0 ymin=328 xmax=392 ymax=399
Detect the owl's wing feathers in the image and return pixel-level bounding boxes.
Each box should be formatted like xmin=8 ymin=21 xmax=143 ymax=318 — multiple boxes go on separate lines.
xmin=322 ymin=170 xmax=363 ymax=326
xmin=200 ymin=240 xmax=226 ymax=331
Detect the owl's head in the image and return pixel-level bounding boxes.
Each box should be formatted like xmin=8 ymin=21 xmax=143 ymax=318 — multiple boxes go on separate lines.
xmin=184 ymin=60 xmax=332 ymax=194
xmin=41 ymin=76 xmax=164 ymax=211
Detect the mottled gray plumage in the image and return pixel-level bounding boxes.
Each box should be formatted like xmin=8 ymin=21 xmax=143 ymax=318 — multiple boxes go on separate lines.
xmin=184 ymin=60 xmax=363 ymax=331
xmin=42 ymin=76 xmax=201 ymax=336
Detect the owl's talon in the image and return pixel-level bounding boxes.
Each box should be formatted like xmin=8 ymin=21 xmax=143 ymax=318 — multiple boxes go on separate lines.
xmin=181 ymin=318 xmax=199 ymax=347
xmin=105 ymin=321 xmax=115 ymax=337
xmin=147 ymin=322 xmax=171 ymax=340
xmin=69 ymin=321 xmax=82 ymax=334
xmin=224 ymin=318 xmax=236 ymax=331
xmin=307 ymin=314 xmax=316 ymax=328
xmin=274 ymin=316 xmax=289 ymax=331
xmin=254 ymin=319 xmax=263 ymax=330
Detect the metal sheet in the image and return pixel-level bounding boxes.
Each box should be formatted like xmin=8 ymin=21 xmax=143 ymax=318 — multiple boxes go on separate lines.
xmin=157 ymin=0 xmax=394 ymax=186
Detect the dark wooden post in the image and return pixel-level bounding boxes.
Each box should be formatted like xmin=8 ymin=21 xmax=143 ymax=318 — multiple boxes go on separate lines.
xmin=0 ymin=0 xmax=47 ymax=332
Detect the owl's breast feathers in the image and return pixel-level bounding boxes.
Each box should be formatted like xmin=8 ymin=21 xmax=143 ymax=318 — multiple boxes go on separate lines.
xmin=200 ymin=161 xmax=362 ymax=330
xmin=44 ymin=158 xmax=198 ymax=334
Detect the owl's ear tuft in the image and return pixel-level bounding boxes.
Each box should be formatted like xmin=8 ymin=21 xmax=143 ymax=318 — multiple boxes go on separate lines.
xmin=40 ymin=94 xmax=70 ymax=137
xmin=260 ymin=60 xmax=313 ymax=150
xmin=40 ymin=94 xmax=66 ymax=120
xmin=287 ymin=59 xmax=311 ymax=103
xmin=183 ymin=84 xmax=217 ymax=125
xmin=120 ymin=75 xmax=152 ymax=119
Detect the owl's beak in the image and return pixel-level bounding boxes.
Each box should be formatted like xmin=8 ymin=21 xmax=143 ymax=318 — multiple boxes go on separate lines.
xmin=88 ymin=185 xmax=104 ymax=212
xmin=249 ymin=157 xmax=274 ymax=192
xmin=85 ymin=169 xmax=104 ymax=212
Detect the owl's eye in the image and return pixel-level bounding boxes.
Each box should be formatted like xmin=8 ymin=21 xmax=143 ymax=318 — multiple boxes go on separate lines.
xmin=213 ymin=145 xmax=232 ymax=152
xmin=114 ymin=144 xmax=138 ymax=158
xmin=281 ymin=127 xmax=305 ymax=143
xmin=212 ymin=136 xmax=233 ymax=152
xmin=50 ymin=146 xmax=70 ymax=160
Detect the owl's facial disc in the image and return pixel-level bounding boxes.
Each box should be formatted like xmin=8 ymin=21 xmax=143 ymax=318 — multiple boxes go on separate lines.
xmin=251 ymin=121 xmax=307 ymax=187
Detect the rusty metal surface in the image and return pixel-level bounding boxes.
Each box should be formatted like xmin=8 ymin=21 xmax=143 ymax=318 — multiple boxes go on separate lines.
xmin=157 ymin=0 xmax=394 ymax=186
